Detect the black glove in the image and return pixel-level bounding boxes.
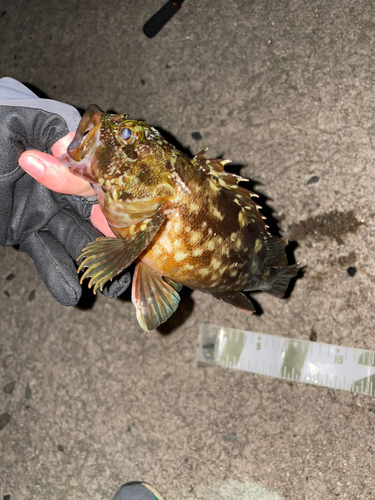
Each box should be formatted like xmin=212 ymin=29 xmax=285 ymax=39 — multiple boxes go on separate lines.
xmin=0 ymin=105 xmax=130 ymax=306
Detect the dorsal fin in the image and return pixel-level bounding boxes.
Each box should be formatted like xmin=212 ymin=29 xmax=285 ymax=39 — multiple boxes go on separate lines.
xmin=193 ymin=149 xmax=267 ymax=228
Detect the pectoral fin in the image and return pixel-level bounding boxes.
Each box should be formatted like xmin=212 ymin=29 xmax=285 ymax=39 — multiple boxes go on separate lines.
xmin=211 ymin=291 xmax=255 ymax=313
xmin=132 ymin=262 xmax=180 ymax=331
xmin=78 ymin=215 xmax=165 ymax=293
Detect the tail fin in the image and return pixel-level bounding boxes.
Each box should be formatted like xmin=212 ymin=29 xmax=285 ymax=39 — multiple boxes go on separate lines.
xmin=261 ymin=264 xmax=299 ymax=298
xmin=263 ymin=236 xmax=289 ymax=269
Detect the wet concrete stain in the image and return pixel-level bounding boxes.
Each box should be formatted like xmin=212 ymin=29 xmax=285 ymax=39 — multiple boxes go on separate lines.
xmin=223 ymin=433 xmax=237 ymax=443
xmin=337 ymin=251 xmax=357 ymax=267
xmin=288 ymin=210 xmax=362 ymax=244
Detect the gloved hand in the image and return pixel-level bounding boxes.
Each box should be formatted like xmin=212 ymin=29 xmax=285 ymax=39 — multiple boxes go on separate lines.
xmin=0 ymin=79 xmax=130 ymax=305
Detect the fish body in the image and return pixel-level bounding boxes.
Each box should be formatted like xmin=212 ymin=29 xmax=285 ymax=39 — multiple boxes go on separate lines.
xmin=61 ymin=105 xmax=298 ymax=330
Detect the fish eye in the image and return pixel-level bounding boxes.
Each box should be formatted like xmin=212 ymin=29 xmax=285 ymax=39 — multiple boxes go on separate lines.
xmin=120 ymin=127 xmax=138 ymax=145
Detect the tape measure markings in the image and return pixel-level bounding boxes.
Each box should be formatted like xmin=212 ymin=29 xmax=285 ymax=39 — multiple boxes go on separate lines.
xmin=196 ymin=323 xmax=375 ymax=397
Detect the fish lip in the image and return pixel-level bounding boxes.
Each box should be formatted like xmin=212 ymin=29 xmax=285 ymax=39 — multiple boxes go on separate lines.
xmin=67 ymin=104 xmax=103 ymax=162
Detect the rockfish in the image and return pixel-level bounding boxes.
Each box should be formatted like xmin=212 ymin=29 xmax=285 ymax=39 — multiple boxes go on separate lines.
xmin=60 ymin=105 xmax=298 ymax=331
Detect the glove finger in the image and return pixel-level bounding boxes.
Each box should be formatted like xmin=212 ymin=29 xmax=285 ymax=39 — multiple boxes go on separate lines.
xmin=101 ymin=271 xmax=131 ymax=298
xmin=56 ymin=192 xmax=96 ymax=221
xmin=46 ymin=208 xmax=102 ymax=260
xmin=20 ymin=231 xmax=82 ymax=307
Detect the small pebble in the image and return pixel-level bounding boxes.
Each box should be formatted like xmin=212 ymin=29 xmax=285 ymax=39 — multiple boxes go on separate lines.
xmin=3 ymin=291 xmax=10 ymax=298
xmin=191 ymin=131 xmax=203 ymax=140
xmin=28 ymin=290 xmax=36 ymax=302
xmin=6 ymin=273 xmax=15 ymax=281
xmin=347 ymin=266 xmax=357 ymax=277
xmin=57 ymin=444 xmax=64 ymax=452
xmin=0 ymin=412 xmax=11 ymax=431
xmin=4 ymin=381 xmax=16 ymax=394
xmin=306 ymin=175 xmax=319 ymax=185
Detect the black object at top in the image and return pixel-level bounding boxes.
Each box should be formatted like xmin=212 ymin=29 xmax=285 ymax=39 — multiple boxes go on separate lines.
xmin=143 ymin=0 xmax=185 ymax=38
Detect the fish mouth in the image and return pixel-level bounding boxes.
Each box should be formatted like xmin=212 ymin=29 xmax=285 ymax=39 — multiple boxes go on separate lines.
xmin=68 ymin=104 xmax=103 ymax=161
xmin=59 ymin=104 xmax=103 ymax=184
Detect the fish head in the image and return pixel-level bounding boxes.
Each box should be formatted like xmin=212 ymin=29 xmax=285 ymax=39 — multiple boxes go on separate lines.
xmin=60 ymin=106 xmax=176 ymax=228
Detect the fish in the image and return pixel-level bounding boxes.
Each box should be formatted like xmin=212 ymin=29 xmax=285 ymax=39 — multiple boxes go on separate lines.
xmin=60 ymin=105 xmax=298 ymax=331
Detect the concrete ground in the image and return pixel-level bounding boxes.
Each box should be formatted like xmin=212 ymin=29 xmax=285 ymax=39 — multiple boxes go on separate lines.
xmin=1 ymin=0 xmax=375 ymax=498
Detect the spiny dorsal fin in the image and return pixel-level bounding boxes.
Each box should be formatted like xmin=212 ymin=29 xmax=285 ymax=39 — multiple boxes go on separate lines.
xmin=193 ymin=149 xmax=266 ymax=228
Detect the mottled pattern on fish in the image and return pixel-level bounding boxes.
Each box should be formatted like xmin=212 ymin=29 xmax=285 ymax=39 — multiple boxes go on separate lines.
xmin=141 ymin=152 xmax=281 ymax=293
xmin=61 ymin=105 xmax=298 ymax=331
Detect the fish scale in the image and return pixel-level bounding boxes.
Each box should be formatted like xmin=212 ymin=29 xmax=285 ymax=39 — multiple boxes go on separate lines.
xmin=60 ymin=105 xmax=298 ymax=330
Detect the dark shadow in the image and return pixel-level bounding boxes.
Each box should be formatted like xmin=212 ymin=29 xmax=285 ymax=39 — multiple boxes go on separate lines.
xmin=106 ymin=108 xmax=121 ymax=115
xmin=285 ymin=240 xmax=298 ymax=266
xmin=157 ymin=287 xmax=195 ymax=335
xmin=75 ymin=280 xmax=97 ymax=309
xmin=245 ymin=292 xmax=264 ymax=315
xmin=283 ymin=263 xmax=306 ymax=299
xmin=115 ymin=264 xmax=136 ymax=302
xmin=75 ymin=106 xmax=87 ymax=116
xmin=22 ymin=82 xmax=51 ymax=99
xmin=283 ymin=240 xmax=300 ymax=299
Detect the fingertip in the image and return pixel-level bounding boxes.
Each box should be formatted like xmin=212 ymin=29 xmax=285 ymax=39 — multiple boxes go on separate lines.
xmin=19 ymin=150 xmax=95 ymax=196
xmin=19 ymin=152 xmax=46 ymax=179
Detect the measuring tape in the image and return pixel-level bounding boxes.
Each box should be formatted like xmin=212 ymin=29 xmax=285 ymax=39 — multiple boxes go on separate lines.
xmin=196 ymin=324 xmax=375 ymax=397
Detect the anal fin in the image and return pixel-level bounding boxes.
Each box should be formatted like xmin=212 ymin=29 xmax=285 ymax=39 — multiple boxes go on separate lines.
xmin=132 ymin=262 xmax=181 ymax=331
xmin=211 ymin=291 xmax=255 ymax=313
